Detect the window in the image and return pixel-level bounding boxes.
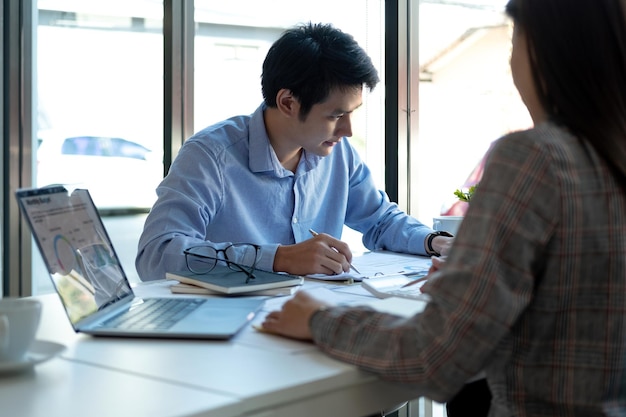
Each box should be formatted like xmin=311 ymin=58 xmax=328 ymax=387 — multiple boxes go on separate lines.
xmin=193 ymin=0 xmax=386 ymax=189
xmin=31 ymin=1 xmax=164 ymax=294
xmin=36 ymin=3 xmax=164 ymax=211
xmin=4 ymin=0 xmax=393 ymax=296
xmin=412 ymin=0 xmax=532 ymax=223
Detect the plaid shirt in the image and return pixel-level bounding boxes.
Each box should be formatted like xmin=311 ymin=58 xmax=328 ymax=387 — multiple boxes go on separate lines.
xmin=310 ymin=122 xmax=626 ymax=416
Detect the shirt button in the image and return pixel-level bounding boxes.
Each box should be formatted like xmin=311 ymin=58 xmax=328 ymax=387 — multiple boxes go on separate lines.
xmin=293 ymin=217 xmax=298 ymax=224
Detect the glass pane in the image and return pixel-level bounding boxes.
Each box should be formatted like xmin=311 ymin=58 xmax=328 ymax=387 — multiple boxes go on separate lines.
xmin=34 ymin=1 xmax=163 ymax=293
xmin=193 ymin=0 xmax=384 ymax=250
xmin=414 ymin=0 xmax=532 ymax=223
xmin=36 ymin=2 xmax=163 ymax=211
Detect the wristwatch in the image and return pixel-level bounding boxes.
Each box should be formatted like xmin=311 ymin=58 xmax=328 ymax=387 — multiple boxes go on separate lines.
xmin=425 ymin=231 xmax=453 ymax=257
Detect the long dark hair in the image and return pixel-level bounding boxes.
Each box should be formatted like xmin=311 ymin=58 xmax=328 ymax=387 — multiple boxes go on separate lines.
xmin=261 ymin=22 xmax=379 ymax=120
xmin=506 ymin=0 xmax=626 ymax=186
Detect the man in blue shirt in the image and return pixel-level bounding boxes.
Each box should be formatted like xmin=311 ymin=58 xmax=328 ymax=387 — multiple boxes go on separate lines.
xmin=136 ymin=22 xmax=453 ymax=281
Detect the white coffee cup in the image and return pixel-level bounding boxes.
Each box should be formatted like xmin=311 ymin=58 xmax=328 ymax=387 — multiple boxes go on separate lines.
xmin=433 ymin=216 xmax=464 ymax=236
xmin=0 ymin=298 xmax=42 ymax=363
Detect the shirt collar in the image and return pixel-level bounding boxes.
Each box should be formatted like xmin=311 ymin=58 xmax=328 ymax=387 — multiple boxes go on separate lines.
xmin=248 ymin=104 xmax=280 ymax=174
xmin=248 ymin=103 xmax=323 ymax=175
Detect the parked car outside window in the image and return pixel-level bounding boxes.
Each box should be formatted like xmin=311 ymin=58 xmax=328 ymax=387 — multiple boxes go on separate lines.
xmin=36 ymin=130 xmax=163 ymax=210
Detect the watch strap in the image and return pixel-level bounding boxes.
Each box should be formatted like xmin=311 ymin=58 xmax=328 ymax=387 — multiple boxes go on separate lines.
xmin=426 ymin=231 xmax=453 ymax=257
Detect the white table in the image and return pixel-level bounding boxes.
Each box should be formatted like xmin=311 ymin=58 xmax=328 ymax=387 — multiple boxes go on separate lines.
xmin=1 ymin=279 xmax=423 ymax=417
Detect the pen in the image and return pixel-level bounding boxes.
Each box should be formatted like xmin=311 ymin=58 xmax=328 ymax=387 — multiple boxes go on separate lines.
xmin=308 ymin=229 xmax=361 ymax=274
xmin=400 ymin=274 xmax=429 ymax=288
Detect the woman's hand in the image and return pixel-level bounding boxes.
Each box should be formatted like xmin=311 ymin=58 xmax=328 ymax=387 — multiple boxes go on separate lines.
xmin=428 ymin=255 xmax=447 ymax=275
xmin=262 ymin=291 xmax=331 ymax=340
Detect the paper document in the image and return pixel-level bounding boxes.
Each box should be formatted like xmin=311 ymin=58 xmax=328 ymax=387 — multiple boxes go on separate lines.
xmin=365 ymin=297 xmax=428 ymax=317
xmin=361 ymin=273 xmax=429 ymax=301
xmin=306 ymin=250 xmax=432 ymax=282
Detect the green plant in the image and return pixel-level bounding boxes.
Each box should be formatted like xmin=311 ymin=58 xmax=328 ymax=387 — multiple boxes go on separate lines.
xmin=454 ymin=184 xmax=477 ymax=203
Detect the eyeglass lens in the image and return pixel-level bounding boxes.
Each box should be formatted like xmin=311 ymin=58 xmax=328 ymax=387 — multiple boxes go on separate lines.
xmin=186 ymin=244 xmax=258 ymax=275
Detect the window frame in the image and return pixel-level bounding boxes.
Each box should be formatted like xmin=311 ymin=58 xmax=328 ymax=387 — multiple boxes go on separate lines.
xmin=3 ymin=0 xmax=36 ymax=297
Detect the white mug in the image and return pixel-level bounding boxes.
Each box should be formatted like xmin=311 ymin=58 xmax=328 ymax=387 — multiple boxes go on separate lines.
xmin=0 ymin=298 xmax=42 ymax=363
xmin=433 ymin=216 xmax=464 ymax=236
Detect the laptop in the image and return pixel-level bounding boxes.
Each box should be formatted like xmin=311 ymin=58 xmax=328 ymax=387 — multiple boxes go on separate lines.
xmin=15 ymin=185 xmax=265 ymax=340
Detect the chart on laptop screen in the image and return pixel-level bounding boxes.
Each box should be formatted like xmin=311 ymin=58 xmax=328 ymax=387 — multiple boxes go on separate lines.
xmin=17 ymin=186 xmax=132 ymax=321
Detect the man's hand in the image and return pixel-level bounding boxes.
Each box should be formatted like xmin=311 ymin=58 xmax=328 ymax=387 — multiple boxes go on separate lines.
xmin=432 ymin=235 xmax=454 ymax=257
xmin=262 ymin=291 xmax=330 ymax=340
xmin=274 ymin=233 xmax=353 ymax=275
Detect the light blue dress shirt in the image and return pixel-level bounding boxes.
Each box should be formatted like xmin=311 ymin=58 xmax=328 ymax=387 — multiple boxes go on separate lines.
xmin=136 ymin=104 xmax=433 ymax=280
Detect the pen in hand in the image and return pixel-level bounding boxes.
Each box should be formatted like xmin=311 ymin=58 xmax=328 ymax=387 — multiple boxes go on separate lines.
xmin=401 ymin=256 xmax=444 ymax=287
xmin=308 ymin=229 xmax=361 ymax=274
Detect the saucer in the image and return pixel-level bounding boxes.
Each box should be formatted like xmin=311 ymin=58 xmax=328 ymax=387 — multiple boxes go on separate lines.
xmin=0 ymin=340 xmax=66 ymax=375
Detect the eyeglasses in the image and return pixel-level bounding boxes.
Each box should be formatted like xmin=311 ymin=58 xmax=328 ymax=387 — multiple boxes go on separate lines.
xmin=183 ymin=243 xmax=261 ymax=283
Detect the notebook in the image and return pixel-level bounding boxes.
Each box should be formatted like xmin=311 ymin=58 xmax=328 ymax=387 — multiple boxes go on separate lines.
xmin=165 ymin=266 xmax=303 ymax=295
xmin=15 ymin=185 xmax=265 ymax=340
xmin=169 ymin=282 xmax=300 ymax=297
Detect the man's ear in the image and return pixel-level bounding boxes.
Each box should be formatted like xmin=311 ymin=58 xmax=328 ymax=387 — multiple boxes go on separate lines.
xmin=275 ymin=89 xmax=300 ymax=118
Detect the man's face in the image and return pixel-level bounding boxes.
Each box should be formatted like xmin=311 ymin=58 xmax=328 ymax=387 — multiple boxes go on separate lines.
xmin=295 ymin=87 xmax=363 ymax=157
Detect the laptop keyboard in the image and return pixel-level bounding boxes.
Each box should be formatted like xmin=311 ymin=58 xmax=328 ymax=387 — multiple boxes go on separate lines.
xmin=104 ymin=298 xmax=205 ymax=330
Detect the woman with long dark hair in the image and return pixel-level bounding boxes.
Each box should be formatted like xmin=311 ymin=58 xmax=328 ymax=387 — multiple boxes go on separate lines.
xmin=263 ymin=0 xmax=626 ymax=415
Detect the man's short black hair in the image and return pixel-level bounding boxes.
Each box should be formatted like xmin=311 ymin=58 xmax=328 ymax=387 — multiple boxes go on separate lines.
xmin=261 ymin=22 xmax=380 ymax=120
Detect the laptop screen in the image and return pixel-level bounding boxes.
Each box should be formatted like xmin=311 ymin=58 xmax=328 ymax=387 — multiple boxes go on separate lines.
xmin=16 ymin=186 xmax=133 ymax=325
